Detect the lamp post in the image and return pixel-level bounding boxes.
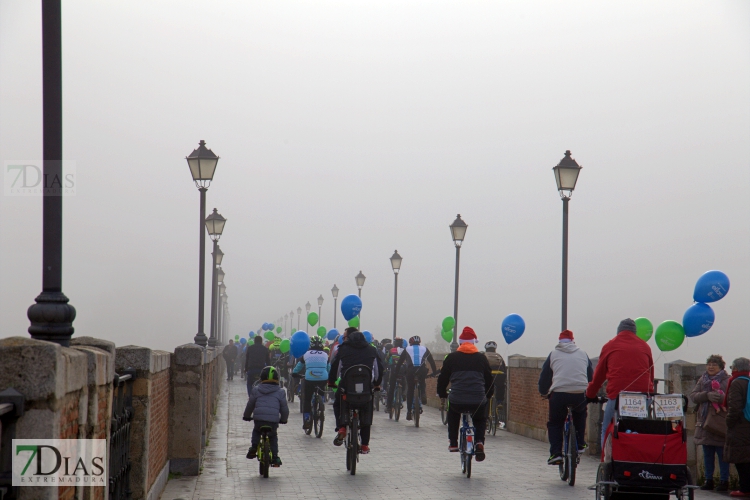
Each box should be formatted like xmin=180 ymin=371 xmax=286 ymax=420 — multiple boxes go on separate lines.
xmin=27 ymin=0 xmax=77 ymax=346
xmin=297 ymin=307 xmax=302 ymax=332
xmin=552 ymin=150 xmax=582 ymax=331
xmin=206 ymin=209 xmax=226 ymax=347
xmin=217 ymin=282 xmax=226 ymax=345
xmin=317 ymin=295 xmax=324 ymax=331
xmin=305 ymin=302 xmax=311 ymax=333
xmin=212 ymin=247 xmax=224 ymax=342
xmin=214 ymin=266 xmax=225 ymax=344
xmin=331 ymin=285 xmax=339 ymax=328
xmin=289 ymin=310 xmax=294 ymax=333
xmin=185 ymin=140 xmax=219 ymax=346
xmin=390 ymin=250 xmax=402 ymax=340
xmin=449 ymin=214 xmax=468 ymax=352
xmin=284 ymin=314 xmax=288 ymax=335
xmin=355 ymin=271 xmax=366 ymax=327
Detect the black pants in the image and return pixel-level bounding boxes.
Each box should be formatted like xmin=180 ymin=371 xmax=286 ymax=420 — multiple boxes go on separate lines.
xmin=735 ymin=462 xmax=750 ymax=493
xmin=406 ymin=366 xmax=428 ymax=412
xmin=303 ymin=380 xmax=327 ymax=415
xmin=333 ymin=392 xmax=372 ymax=446
xmin=547 ymin=392 xmax=588 ymax=456
xmin=447 ymin=402 xmax=487 ymax=447
xmin=225 ymin=360 xmax=235 ymax=380
xmin=251 ymin=420 xmax=279 ymax=457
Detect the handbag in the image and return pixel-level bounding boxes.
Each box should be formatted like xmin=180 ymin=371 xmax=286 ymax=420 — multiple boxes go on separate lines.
xmin=702 ymin=406 xmax=727 ymax=438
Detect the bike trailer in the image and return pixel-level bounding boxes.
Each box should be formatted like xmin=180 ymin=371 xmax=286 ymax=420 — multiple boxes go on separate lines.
xmin=340 ymin=364 xmax=373 ymax=407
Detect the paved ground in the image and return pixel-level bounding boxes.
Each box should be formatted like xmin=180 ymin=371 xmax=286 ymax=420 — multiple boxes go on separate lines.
xmin=162 ymin=379 xmax=715 ymax=500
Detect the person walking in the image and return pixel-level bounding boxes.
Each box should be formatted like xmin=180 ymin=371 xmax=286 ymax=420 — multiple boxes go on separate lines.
xmin=586 ymin=318 xmax=654 ymax=447
xmin=222 ymin=339 xmax=238 ymax=381
xmin=245 ymin=336 xmax=271 ymax=396
xmin=539 ymin=329 xmax=594 ymax=465
xmin=689 ymin=354 xmax=730 ymax=491
xmin=724 ymin=357 xmax=750 ymax=498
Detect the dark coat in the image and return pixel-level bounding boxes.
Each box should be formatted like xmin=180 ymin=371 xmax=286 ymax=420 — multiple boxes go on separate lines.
xmin=689 ymin=371 xmax=729 ymax=447
xmin=437 ymin=349 xmax=493 ymax=406
xmin=244 ymin=343 xmax=271 ymax=371
xmin=243 ymin=382 xmax=289 ymax=424
xmin=724 ymin=376 xmax=750 ymax=464
xmin=222 ymin=344 xmax=238 ymax=362
xmin=328 ymin=331 xmax=384 ymax=386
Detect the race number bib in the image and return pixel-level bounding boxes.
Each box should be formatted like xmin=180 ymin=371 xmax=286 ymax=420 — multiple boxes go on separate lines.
xmin=619 ymin=393 xmax=648 ymax=418
xmin=653 ymin=394 xmax=683 ymax=418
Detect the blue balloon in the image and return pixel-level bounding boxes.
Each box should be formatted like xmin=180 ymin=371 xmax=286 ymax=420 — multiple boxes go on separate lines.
xmin=402 ymin=339 xmax=408 ymax=348
xmin=693 ymin=270 xmax=730 ymax=303
xmin=290 ymin=331 xmax=311 ymax=358
xmin=340 ymin=294 xmax=363 ymax=321
xmin=239 ymin=337 xmax=247 ymax=344
xmin=268 ymin=323 xmax=275 ymax=331
xmin=327 ymin=328 xmax=339 ymax=341
xmin=501 ymin=314 xmax=526 ymax=344
xmin=683 ymin=303 xmax=715 ymax=337
xmin=262 ymin=323 xmax=269 ymax=331
xmin=362 ymin=330 xmax=373 ymax=343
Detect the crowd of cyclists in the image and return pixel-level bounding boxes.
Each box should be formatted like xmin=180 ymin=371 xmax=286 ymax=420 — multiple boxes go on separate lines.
xmin=223 ymin=317 xmax=748 ymax=492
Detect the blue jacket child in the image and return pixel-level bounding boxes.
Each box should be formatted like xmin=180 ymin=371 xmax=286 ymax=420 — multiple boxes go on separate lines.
xmin=243 ymin=368 xmax=289 ymax=466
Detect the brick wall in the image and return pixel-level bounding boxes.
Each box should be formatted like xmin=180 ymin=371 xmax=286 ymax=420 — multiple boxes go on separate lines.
xmin=507 ymin=355 xmax=549 ymax=442
xmin=146 ymin=369 xmax=170 ymax=493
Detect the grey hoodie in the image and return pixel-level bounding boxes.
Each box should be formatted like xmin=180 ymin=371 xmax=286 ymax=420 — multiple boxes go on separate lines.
xmin=538 ymin=342 xmax=593 ymax=395
xmin=243 ymin=382 xmax=289 ymax=423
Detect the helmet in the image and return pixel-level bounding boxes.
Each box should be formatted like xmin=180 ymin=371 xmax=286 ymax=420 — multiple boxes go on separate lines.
xmin=484 ymin=341 xmax=498 ymax=351
xmin=384 ymin=343 xmax=393 ymax=351
xmin=310 ymin=337 xmax=324 ymax=350
xmin=408 ymin=336 xmax=421 ymax=345
xmin=381 ymin=338 xmax=390 ymax=346
xmin=259 ymin=366 xmax=279 ymax=382
xmin=393 ymin=337 xmax=403 ymax=347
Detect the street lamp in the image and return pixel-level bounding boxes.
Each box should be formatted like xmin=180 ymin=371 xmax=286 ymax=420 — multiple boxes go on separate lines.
xmin=297 ymin=306 xmax=302 ymax=332
xmin=390 ymin=250 xmax=402 ymax=340
xmin=218 ymin=282 xmax=227 ymax=345
xmin=186 ymin=140 xmax=219 ymax=346
xmin=449 ymin=214 xmax=468 ymax=352
xmin=284 ymin=314 xmax=288 ymax=335
xmin=207 ymin=208 xmax=227 ymax=347
xmin=553 ymin=150 xmax=582 ymax=331
xmin=305 ymin=302 xmax=311 ymax=333
xmin=27 ymin=0 xmax=77 ymax=346
xmin=331 ymin=285 xmax=339 ymax=328
xmin=317 ymin=295 xmax=324 ymax=330
xmin=355 ymin=271 xmax=366 ymax=327
xmin=289 ymin=310 xmax=294 ymax=333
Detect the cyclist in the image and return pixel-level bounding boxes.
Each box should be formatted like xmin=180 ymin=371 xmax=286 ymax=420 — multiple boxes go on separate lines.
xmin=243 ymin=366 xmax=289 ymax=467
xmin=586 ymin=318 xmax=654 ymax=447
xmin=389 ymin=336 xmax=438 ymax=421
xmin=538 ymin=329 xmax=594 ymax=465
xmin=245 ymin=336 xmax=271 ymax=396
xmin=483 ymin=341 xmax=507 ymax=412
xmin=437 ymin=327 xmax=493 ymax=461
xmin=329 ymin=328 xmax=384 ymax=453
xmin=293 ymin=336 xmax=330 ymax=431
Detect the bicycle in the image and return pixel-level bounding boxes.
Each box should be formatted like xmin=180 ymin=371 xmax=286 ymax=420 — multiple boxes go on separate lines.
xmin=345 ymin=404 xmax=364 ymax=475
xmin=287 ymin=371 xmax=297 ymax=402
xmin=256 ymin=424 xmax=275 ymax=478
xmin=389 ymin=376 xmax=404 ymax=421
xmin=412 ymin=377 xmax=422 ymax=427
xmin=558 ymin=403 xmax=580 ymax=486
xmin=459 ymin=410 xmax=476 ymax=478
xmin=307 ymin=386 xmax=326 ymax=438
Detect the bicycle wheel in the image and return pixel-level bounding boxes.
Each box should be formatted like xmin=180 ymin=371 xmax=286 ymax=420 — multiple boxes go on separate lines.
xmin=299 ymin=384 xmax=305 ymax=413
xmin=595 ymin=463 xmax=612 ymax=500
xmin=413 ymin=389 xmax=420 ymax=428
xmin=441 ymin=404 xmax=448 ymax=425
xmin=304 ymin=394 xmax=314 ymax=436
xmin=288 ymin=378 xmax=295 ymax=403
xmin=465 ymin=453 xmax=472 ymax=479
xmin=489 ymin=397 xmax=497 ymax=436
xmin=567 ymin=420 xmax=577 ymax=486
xmin=350 ymin=414 xmax=359 ymax=476
xmin=394 ymin=386 xmax=401 ymax=422
xmin=558 ymin=428 xmax=569 ymax=481
xmin=262 ymin=438 xmax=270 ymax=478
xmin=314 ymin=395 xmax=325 ymax=438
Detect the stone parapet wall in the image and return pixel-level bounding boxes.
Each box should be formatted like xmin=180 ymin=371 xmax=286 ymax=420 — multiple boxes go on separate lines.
xmin=506 ymin=355 xmax=548 ymax=442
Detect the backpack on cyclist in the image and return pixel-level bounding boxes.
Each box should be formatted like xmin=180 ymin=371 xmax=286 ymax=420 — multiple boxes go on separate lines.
xmin=340 ymin=364 xmax=373 ymax=407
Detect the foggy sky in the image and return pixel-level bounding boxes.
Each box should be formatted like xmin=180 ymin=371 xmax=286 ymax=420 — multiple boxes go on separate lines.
xmin=1 ymin=1 xmax=748 ymax=372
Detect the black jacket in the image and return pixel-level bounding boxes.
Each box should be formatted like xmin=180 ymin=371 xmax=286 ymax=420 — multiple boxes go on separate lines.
xmin=437 ymin=349 xmax=493 ymax=405
xmin=328 ymin=331 xmax=384 ymax=387
xmin=244 ymin=343 xmax=271 ymax=371
xmin=222 ymin=344 xmax=238 ymax=362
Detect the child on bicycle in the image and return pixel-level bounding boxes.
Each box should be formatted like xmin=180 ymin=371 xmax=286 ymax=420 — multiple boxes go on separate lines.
xmin=538 ymin=329 xmax=593 ymax=465
xmin=243 ymin=366 xmax=289 ymax=466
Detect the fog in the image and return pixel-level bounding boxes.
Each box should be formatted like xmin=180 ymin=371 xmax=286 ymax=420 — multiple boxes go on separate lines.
xmin=1 ymin=1 xmax=748 ymax=373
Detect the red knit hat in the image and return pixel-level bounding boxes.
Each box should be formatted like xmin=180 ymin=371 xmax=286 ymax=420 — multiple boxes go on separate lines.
xmin=459 ymin=326 xmax=478 ymax=344
xmin=559 ymin=329 xmax=574 ymax=341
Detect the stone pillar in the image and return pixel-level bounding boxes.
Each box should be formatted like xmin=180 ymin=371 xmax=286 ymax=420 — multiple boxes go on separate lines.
xmin=506 ymin=355 xmax=548 ymax=442
xmin=115 ymin=346 xmax=171 ymax=500
xmin=169 ymin=344 xmax=206 ymax=476
xmin=665 ymin=360 xmax=706 ymax=482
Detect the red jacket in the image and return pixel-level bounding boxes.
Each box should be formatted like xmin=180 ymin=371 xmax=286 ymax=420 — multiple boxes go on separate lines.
xmin=586 ymin=331 xmax=654 ymax=399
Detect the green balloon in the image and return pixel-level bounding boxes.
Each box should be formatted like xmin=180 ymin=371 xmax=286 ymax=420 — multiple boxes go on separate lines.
xmin=308 ymin=312 xmax=319 ymax=326
xmin=264 ymin=331 xmax=275 ymax=341
xmin=317 ymin=326 xmax=326 ymax=338
xmin=441 ymin=329 xmax=453 ymax=342
xmin=348 ymin=316 xmax=360 ymax=328
xmin=279 ymin=339 xmax=290 ymax=353
xmin=442 ymin=316 xmax=455 ymax=332
xmin=276 ymin=326 xmax=282 ymax=334
xmin=234 ymin=335 xmax=239 ymax=341
xmin=655 ymin=320 xmax=685 ymax=352
xmin=635 ymin=317 xmax=654 ymax=342
xmin=291 ymin=328 xmax=297 ymax=334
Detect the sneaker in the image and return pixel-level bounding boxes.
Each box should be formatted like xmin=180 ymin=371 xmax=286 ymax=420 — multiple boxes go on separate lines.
xmin=717 ymin=481 xmax=730 ymax=492
xmin=360 ymin=445 xmax=370 ymax=454
xmin=271 ymin=457 xmax=282 ymax=467
xmin=449 ymin=445 xmax=459 ymax=452
xmin=333 ymin=428 xmax=346 ymax=446
xmin=577 ymin=443 xmax=588 ymax=454
xmin=475 ymin=443 xmax=485 ymax=462
xmin=729 ymin=491 xmax=750 ymax=498
xmin=302 ymin=415 xmax=312 ymax=431
xmin=700 ymin=480 xmax=715 ymax=491
xmin=246 ymin=447 xmax=257 ymax=459
xmin=547 ymin=454 xmax=563 ymax=465
xmin=406 ymin=411 xmax=413 ymax=421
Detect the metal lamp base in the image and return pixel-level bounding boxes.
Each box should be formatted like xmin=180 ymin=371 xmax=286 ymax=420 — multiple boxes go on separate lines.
xmin=27 ymin=291 xmax=76 ymax=347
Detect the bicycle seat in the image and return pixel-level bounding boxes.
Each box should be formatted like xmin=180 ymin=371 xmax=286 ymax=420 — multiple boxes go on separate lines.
xmin=259 ymin=425 xmax=273 ymax=432
xmin=491 ymin=370 xmax=504 ymax=375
